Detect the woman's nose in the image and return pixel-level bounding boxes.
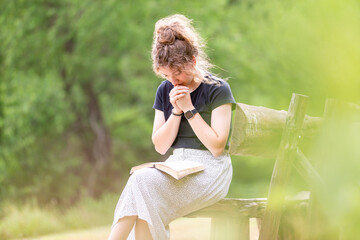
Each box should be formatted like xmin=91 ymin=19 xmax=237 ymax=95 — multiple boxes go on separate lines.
xmin=169 ymin=76 xmax=179 ymax=84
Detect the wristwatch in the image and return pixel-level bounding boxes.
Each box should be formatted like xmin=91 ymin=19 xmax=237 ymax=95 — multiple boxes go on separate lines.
xmin=184 ymin=109 xmax=198 ymax=120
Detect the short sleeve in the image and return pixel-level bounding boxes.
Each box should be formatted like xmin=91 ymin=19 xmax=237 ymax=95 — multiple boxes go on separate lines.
xmin=153 ymin=82 xmax=164 ymax=111
xmin=210 ymin=81 xmax=236 ymax=111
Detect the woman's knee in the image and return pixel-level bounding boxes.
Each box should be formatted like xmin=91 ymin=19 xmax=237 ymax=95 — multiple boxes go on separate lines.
xmin=135 ymin=218 xmax=153 ymax=240
xmin=109 ymin=216 xmax=138 ymax=240
xmin=130 ymin=168 xmax=161 ymax=185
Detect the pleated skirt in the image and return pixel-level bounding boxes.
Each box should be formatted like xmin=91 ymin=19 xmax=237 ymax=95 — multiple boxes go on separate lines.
xmin=111 ymin=148 xmax=233 ymax=240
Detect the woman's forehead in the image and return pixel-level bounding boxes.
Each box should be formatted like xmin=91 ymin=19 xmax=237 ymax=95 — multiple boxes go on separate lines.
xmin=158 ymin=66 xmax=181 ymax=75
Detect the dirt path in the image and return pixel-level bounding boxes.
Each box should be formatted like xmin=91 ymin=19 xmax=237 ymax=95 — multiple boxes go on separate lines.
xmin=22 ymin=218 xmax=259 ymax=240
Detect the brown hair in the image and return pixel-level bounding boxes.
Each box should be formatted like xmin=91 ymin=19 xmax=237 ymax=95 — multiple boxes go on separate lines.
xmin=151 ymin=14 xmax=218 ymax=84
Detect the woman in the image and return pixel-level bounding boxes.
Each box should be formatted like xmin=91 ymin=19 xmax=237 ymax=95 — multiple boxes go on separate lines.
xmin=108 ymin=14 xmax=236 ymax=240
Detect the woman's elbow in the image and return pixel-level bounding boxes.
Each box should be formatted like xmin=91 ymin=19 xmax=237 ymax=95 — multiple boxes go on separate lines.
xmin=152 ymin=137 xmax=167 ymax=155
xmin=209 ymin=139 xmax=228 ymax=157
xmin=211 ymin=151 xmax=223 ymax=158
xmin=152 ymin=134 xmax=172 ymax=155
xmin=154 ymin=145 xmax=168 ymax=155
xmin=210 ymin=146 xmax=226 ymax=158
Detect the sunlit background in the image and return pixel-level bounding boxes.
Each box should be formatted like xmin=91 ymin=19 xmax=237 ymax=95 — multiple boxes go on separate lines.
xmin=0 ymin=0 xmax=359 ymax=239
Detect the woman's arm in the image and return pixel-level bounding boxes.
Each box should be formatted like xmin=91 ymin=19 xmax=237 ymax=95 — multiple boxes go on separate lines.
xmin=151 ymin=86 xmax=189 ymax=154
xmin=176 ymin=89 xmax=232 ymax=157
xmin=151 ymin=110 xmax=181 ymax=155
xmin=185 ymin=103 xmax=232 ymax=157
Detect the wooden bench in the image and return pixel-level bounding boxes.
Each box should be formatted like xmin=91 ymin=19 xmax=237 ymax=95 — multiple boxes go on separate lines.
xmin=185 ymin=93 xmax=324 ymax=240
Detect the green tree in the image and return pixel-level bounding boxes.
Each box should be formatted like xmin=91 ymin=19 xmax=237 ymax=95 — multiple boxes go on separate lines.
xmin=0 ymin=0 xmax=359 ymax=206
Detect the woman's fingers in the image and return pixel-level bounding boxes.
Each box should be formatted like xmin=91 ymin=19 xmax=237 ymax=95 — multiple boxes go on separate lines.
xmin=169 ymin=88 xmax=189 ymax=98
xmin=169 ymin=90 xmax=187 ymax=97
xmin=173 ymin=86 xmax=189 ymax=90
xmin=171 ymin=94 xmax=186 ymax=102
xmin=169 ymin=86 xmax=189 ymax=96
xmin=170 ymin=90 xmax=188 ymax=98
xmin=169 ymin=86 xmax=189 ymax=111
xmin=170 ymin=93 xmax=185 ymax=104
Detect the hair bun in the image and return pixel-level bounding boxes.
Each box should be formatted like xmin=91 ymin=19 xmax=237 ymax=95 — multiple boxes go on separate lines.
xmin=157 ymin=26 xmax=184 ymax=45
xmin=152 ymin=14 xmax=214 ymax=80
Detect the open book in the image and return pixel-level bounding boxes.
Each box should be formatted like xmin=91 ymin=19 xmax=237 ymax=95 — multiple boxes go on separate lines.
xmin=130 ymin=161 xmax=205 ymax=180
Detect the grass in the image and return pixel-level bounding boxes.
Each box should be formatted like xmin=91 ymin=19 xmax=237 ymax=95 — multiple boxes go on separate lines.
xmin=0 ymin=203 xmax=64 ymax=239
xmin=0 ymin=194 xmax=118 ymax=240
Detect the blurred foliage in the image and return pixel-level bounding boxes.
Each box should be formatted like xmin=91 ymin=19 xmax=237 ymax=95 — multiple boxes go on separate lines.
xmin=306 ymin=102 xmax=360 ymax=238
xmin=0 ymin=0 xmax=359 ymax=237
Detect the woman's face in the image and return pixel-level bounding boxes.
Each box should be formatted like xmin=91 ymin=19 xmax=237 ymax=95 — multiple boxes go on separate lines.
xmin=158 ymin=66 xmax=194 ymax=87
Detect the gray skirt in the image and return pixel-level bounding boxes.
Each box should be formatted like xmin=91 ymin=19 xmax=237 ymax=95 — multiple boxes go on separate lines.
xmin=112 ymin=148 xmax=233 ymax=240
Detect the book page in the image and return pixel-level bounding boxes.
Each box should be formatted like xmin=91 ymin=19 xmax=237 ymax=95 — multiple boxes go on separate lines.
xmin=130 ymin=162 xmax=155 ymax=174
xmin=130 ymin=160 xmax=205 ymax=180
xmin=155 ymin=161 xmax=204 ymax=172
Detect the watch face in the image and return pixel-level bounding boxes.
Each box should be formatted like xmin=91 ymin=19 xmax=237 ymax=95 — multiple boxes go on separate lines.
xmin=184 ymin=110 xmax=193 ymax=119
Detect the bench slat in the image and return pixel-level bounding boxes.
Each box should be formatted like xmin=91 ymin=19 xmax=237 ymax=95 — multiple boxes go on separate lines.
xmin=185 ymin=197 xmax=308 ymax=219
xmin=185 ymin=198 xmax=267 ymax=218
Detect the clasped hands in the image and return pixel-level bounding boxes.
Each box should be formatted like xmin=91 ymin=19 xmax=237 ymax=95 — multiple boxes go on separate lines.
xmin=169 ymin=86 xmax=194 ymax=114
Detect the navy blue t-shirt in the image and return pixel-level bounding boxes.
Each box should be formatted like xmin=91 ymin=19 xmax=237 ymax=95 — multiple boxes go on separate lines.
xmin=153 ymin=75 xmax=236 ymax=150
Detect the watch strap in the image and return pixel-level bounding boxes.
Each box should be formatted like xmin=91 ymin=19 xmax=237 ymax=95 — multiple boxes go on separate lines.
xmin=171 ymin=109 xmax=183 ymax=116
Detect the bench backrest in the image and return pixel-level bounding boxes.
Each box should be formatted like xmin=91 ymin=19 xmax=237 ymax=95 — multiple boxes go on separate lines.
xmin=226 ymin=94 xmax=360 ymax=239
xmin=228 ymin=102 xmax=322 ymax=158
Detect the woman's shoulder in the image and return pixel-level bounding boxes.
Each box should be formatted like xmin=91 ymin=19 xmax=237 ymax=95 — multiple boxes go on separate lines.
xmin=156 ymin=80 xmax=173 ymax=92
xmin=202 ymin=74 xmax=234 ymax=101
xmin=203 ymin=74 xmax=231 ymax=90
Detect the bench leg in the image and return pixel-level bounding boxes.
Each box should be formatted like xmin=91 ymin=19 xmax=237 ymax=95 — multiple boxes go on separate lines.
xmin=211 ymin=216 xmax=249 ymax=240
